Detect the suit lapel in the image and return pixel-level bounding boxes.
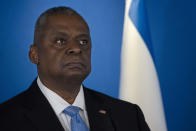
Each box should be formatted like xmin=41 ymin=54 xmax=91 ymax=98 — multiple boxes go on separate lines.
xmin=21 ymin=80 xmax=64 ymax=131
xmin=84 ymin=88 xmax=116 ymax=131
xmin=20 ymin=80 xmax=116 ymax=131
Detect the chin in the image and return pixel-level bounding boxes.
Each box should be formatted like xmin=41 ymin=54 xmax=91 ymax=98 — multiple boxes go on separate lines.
xmin=58 ymin=66 xmax=90 ymax=79
xmin=63 ymin=70 xmax=89 ymax=79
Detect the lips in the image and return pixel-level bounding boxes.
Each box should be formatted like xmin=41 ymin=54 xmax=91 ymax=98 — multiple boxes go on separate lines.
xmin=64 ymin=62 xmax=85 ymax=69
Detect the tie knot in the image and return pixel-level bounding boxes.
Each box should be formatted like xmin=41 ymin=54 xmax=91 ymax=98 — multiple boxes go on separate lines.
xmin=63 ymin=106 xmax=80 ymax=117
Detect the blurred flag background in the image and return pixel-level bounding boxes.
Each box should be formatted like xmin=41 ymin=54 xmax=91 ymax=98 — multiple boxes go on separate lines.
xmin=119 ymin=0 xmax=167 ymax=130
xmin=0 ymin=0 xmax=195 ymax=130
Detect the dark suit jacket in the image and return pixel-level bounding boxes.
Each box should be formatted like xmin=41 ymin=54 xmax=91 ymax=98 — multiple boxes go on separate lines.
xmin=0 ymin=80 xmax=150 ymax=131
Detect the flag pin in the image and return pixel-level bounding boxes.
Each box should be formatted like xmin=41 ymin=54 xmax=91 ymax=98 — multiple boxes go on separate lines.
xmin=99 ymin=109 xmax=106 ymax=114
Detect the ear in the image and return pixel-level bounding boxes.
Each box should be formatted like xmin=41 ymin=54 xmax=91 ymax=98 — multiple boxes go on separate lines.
xmin=29 ymin=45 xmax=39 ymax=64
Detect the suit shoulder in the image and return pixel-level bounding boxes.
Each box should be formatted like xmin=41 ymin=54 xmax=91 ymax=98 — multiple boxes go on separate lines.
xmin=0 ymin=89 xmax=29 ymax=111
xmin=84 ymin=87 xmax=137 ymax=109
xmin=85 ymin=88 xmax=150 ymax=130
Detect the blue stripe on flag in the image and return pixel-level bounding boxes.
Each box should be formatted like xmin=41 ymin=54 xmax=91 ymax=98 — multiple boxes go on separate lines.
xmin=129 ymin=0 xmax=154 ymax=57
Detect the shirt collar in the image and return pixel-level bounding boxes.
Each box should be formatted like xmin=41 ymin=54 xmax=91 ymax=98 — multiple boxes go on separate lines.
xmin=37 ymin=77 xmax=86 ymax=116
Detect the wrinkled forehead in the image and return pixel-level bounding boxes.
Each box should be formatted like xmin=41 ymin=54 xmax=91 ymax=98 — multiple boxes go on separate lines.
xmin=41 ymin=13 xmax=90 ymax=33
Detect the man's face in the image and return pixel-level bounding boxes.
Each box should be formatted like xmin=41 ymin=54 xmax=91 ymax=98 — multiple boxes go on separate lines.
xmin=31 ymin=14 xmax=91 ymax=82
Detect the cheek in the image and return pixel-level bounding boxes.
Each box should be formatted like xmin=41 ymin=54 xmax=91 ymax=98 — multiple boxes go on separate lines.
xmin=85 ymin=52 xmax=91 ymax=70
xmin=83 ymin=50 xmax=91 ymax=60
xmin=88 ymin=51 xmax=92 ymax=63
xmin=50 ymin=53 xmax=64 ymax=67
xmin=39 ymin=49 xmax=62 ymax=68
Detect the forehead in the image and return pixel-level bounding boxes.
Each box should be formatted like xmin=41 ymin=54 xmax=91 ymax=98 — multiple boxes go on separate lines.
xmin=45 ymin=14 xmax=89 ymax=33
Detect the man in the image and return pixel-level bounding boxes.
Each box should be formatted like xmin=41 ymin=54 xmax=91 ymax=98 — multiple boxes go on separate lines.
xmin=0 ymin=7 xmax=150 ymax=131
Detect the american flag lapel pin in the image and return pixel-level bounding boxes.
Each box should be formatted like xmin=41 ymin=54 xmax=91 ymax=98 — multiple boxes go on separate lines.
xmin=99 ymin=109 xmax=107 ymax=114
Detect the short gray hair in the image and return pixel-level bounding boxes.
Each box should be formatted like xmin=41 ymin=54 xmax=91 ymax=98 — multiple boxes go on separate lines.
xmin=33 ymin=6 xmax=88 ymax=45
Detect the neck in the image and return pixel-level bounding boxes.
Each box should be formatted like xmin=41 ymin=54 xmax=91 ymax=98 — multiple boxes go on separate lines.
xmin=39 ymin=77 xmax=82 ymax=104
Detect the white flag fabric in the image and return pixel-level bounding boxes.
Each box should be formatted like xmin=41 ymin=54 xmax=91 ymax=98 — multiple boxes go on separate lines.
xmin=119 ymin=0 xmax=167 ymax=130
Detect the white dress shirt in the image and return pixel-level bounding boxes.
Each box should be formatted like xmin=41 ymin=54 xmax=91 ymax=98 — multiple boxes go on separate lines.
xmin=37 ymin=77 xmax=90 ymax=131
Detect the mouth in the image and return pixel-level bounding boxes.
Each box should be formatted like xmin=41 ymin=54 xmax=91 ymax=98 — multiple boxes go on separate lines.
xmin=64 ymin=62 xmax=85 ymax=69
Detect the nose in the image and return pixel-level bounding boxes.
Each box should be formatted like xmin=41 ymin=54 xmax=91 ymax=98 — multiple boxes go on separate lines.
xmin=67 ymin=41 xmax=82 ymax=55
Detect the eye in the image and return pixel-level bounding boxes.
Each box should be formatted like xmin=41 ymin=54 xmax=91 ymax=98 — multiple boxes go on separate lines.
xmin=56 ymin=39 xmax=65 ymax=44
xmin=55 ymin=38 xmax=66 ymax=47
xmin=79 ymin=40 xmax=88 ymax=45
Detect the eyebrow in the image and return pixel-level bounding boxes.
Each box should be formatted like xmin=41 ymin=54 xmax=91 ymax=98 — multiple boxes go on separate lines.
xmin=76 ymin=34 xmax=89 ymax=38
xmin=53 ymin=31 xmax=89 ymax=38
xmin=54 ymin=32 xmax=68 ymax=36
